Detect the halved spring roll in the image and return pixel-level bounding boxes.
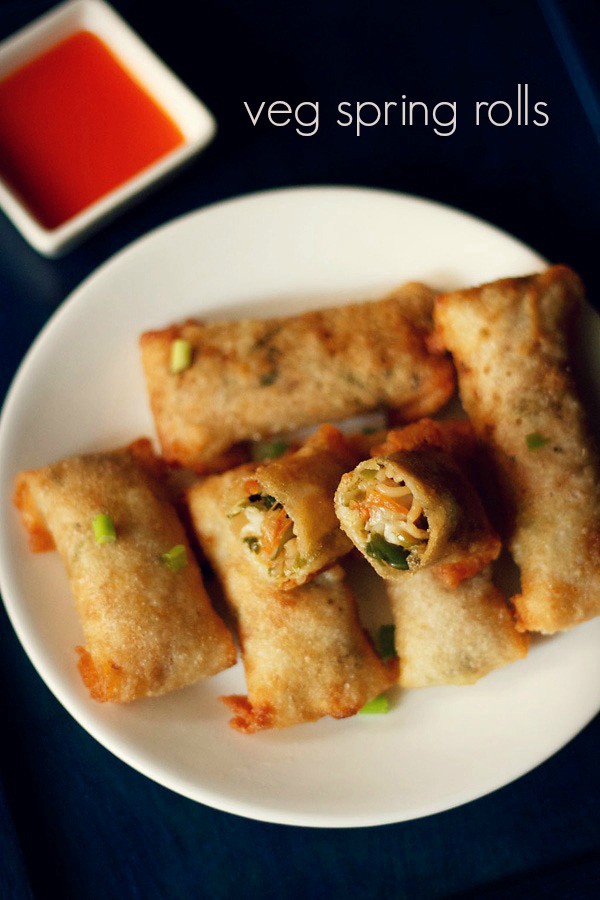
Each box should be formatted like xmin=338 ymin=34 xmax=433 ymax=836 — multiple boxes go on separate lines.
xmin=334 ymin=444 xmax=501 ymax=585
xmin=13 ymin=439 xmax=236 ymax=702
xmin=387 ymin=568 xmax=529 ymax=687
xmin=434 ymin=265 xmax=600 ymax=633
xmin=140 ymin=282 xmax=455 ymax=471
xmin=187 ymin=475 xmax=396 ymax=733
xmin=372 ymin=417 xmax=479 ymax=465
xmin=224 ymin=425 xmax=354 ymax=589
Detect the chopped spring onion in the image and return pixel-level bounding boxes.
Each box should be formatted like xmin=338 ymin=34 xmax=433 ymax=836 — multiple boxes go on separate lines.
xmin=243 ymin=536 xmax=260 ymax=553
xmin=249 ymin=493 xmax=280 ymax=511
xmin=360 ymin=468 xmax=378 ymax=480
xmin=251 ymin=440 xmax=289 ymax=461
xmin=271 ymin=522 xmax=294 ymax=559
xmin=526 ymin=431 xmax=550 ymax=450
xmin=227 ymin=493 xmax=282 ymax=518
xmin=170 ymin=339 xmax=192 ymax=374
xmin=92 ymin=513 xmax=116 ymax=544
xmin=366 ymin=534 xmax=410 ymax=570
xmin=259 ymin=369 xmax=279 ymax=386
xmin=161 ymin=544 xmax=188 ymax=572
xmin=376 ymin=624 xmax=397 ymax=661
xmin=359 ymin=694 xmax=390 ymax=714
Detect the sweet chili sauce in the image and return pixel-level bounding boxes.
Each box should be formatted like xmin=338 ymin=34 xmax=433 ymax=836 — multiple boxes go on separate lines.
xmin=0 ymin=30 xmax=185 ymax=228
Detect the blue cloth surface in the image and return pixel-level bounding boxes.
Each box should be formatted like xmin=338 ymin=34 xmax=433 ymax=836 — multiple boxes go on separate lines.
xmin=0 ymin=1 xmax=598 ymax=897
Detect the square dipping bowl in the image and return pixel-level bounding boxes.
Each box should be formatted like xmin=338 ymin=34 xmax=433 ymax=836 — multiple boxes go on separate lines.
xmin=0 ymin=0 xmax=216 ymax=256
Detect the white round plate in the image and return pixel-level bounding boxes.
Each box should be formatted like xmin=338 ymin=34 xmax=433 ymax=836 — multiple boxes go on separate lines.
xmin=1 ymin=186 xmax=599 ymax=828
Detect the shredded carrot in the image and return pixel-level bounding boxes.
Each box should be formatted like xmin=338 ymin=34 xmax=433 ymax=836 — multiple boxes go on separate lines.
xmin=365 ymin=490 xmax=410 ymax=516
xmin=349 ymin=502 xmax=371 ymax=521
xmin=261 ymin=507 xmax=292 ymax=557
xmin=244 ymin=479 xmax=261 ymax=495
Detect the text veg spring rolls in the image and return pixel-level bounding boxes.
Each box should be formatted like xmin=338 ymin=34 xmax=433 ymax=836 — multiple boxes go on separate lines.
xmin=13 ymin=440 xmax=236 ymax=702
xmin=435 ymin=265 xmax=600 ymax=633
xmin=187 ymin=473 xmax=396 ymax=733
xmin=140 ymin=282 xmax=455 ymax=471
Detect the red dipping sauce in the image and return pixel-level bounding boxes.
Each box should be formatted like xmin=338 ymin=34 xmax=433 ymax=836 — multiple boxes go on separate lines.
xmin=0 ymin=30 xmax=185 ymax=228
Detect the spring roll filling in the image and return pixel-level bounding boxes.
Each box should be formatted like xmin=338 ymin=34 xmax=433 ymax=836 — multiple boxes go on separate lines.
xmin=347 ymin=463 xmax=429 ymax=568
xmin=228 ymin=478 xmax=303 ymax=577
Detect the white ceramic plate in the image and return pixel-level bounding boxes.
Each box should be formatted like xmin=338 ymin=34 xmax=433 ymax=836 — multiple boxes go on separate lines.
xmin=1 ymin=186 xmax=599 ymax=828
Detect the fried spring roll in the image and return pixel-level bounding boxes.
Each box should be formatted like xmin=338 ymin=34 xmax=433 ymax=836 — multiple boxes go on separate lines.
xmin=435 ymin=265 xmax=600 ymax=633
xmin=388 ymin=568 xmax=529 ymax=687
xmin=373 ymin=418 xmax=478 ymax=464
xmin=334 ymin=443 xmax=500 ymax=586
xmin=140 ymin=282 xmax=455 ymax=471
xmin=13 ymin=440 xmax=236 ymax=701
xmin=187 ymin=476 xmax=396 ymax=733
xmin=224 ymin=426 xmax=354 ymax=589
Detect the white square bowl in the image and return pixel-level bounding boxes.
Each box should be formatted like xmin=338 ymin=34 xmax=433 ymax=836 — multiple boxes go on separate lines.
xmin=0 ymin=0 xmax=216 ymax=256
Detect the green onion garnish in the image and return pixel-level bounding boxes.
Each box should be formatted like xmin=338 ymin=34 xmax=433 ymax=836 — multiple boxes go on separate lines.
xmin=251 ymin=440 xmax=289 ymax=461
xmin=161 ymin=544 xmax=188 ymax=572
xmin=359 ymin=694 xmax=390 ymax=714
xmin=248 ymin=493 xmax=280 ymax=511
xmin=259 ymin=369 xmax=279 ymax=386
xmin=366 ymin=534 xmax=410 ymax=570
xmin=92 ymin=514 xmax=116 ymax=544
xmin=170 ymin=339 xmax=192 ymax=374
xmin=360 ymin=468 xmax=378 ymax=480
xmin=376 ymin=624 xmax=397 ymax=661
xmin=525 ymin=431 xmax=550 ymax=450
xmin=243 ymin=537 xmax=260 ymax=553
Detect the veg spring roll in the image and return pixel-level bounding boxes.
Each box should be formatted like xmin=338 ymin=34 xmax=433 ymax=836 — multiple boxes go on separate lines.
xmin=334 ymin=436 xmax=501 ymax=585
xmin=387 ymin=568 xmax=529 ymax=687
xmin=222 ymin=425 xmax=354 ymax=589
xmin=435 ymin=265 xmax=600 ymax=633
xmin=140 ymin=282 xmax=455 ymax=471
xmin=188 ymin=474 xmax=396 ymax=733
xmin=13 ymin=439 xmax=236 ymax=702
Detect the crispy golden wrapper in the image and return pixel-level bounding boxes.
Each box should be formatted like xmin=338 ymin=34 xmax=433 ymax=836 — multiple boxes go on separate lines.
xmin=224 ymin=425 xmax=355 ymax=589
xmin=388 ymin=568 xmax=529 ymax=687
xmin=435 ymin=265 xmax=600 ymax=633
xmin=187 ymin=474 xmax=396 ymax=733
xmin=361 ymin=421 xmax=527 ymax=685
xmin=140 ymin=282 xmax=455 ymax=471
xmin=13 ymin=440 xmax=236 ymax=702
xmin=334 ymin=437 xmax=500 ymax=585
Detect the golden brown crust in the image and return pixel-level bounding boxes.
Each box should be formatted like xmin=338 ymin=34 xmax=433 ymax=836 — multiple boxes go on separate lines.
xmin=372 ymin=418 xmax=478 ymax=464
xmin=193 ymin=426 xmax=355 ymax=590
xmin=247 ymin=426 xmax=355 ymax=587
xmin=14 ymin=440 xmax=236 ymax=701
xmin=435 ymin=265 xmax=600 ymax=632
xmin=372 ymin=419 xmax=500 ymax=585
xmin=140 ymin=283 xmax=455 ymax=471
xmin=335 ymin=437 xmax=500 ymax=584
xmin=187 ymin=476 xmax=396 ymax=732
xmin=388 ymin=568 xmax=529 ymax=687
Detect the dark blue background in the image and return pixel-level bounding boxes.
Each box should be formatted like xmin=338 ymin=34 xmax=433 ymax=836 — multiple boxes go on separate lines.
xmin=0 ymin=1 xmax=599 ymax=897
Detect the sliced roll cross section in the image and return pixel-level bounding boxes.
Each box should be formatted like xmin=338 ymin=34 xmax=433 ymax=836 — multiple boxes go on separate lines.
xmin=335 ymin=448 xmax=500 ymax=585
xmin=187 ymin=471 xmax=396 ymax=733
xmin=224 ymin=426 xmax=354 ymax=589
